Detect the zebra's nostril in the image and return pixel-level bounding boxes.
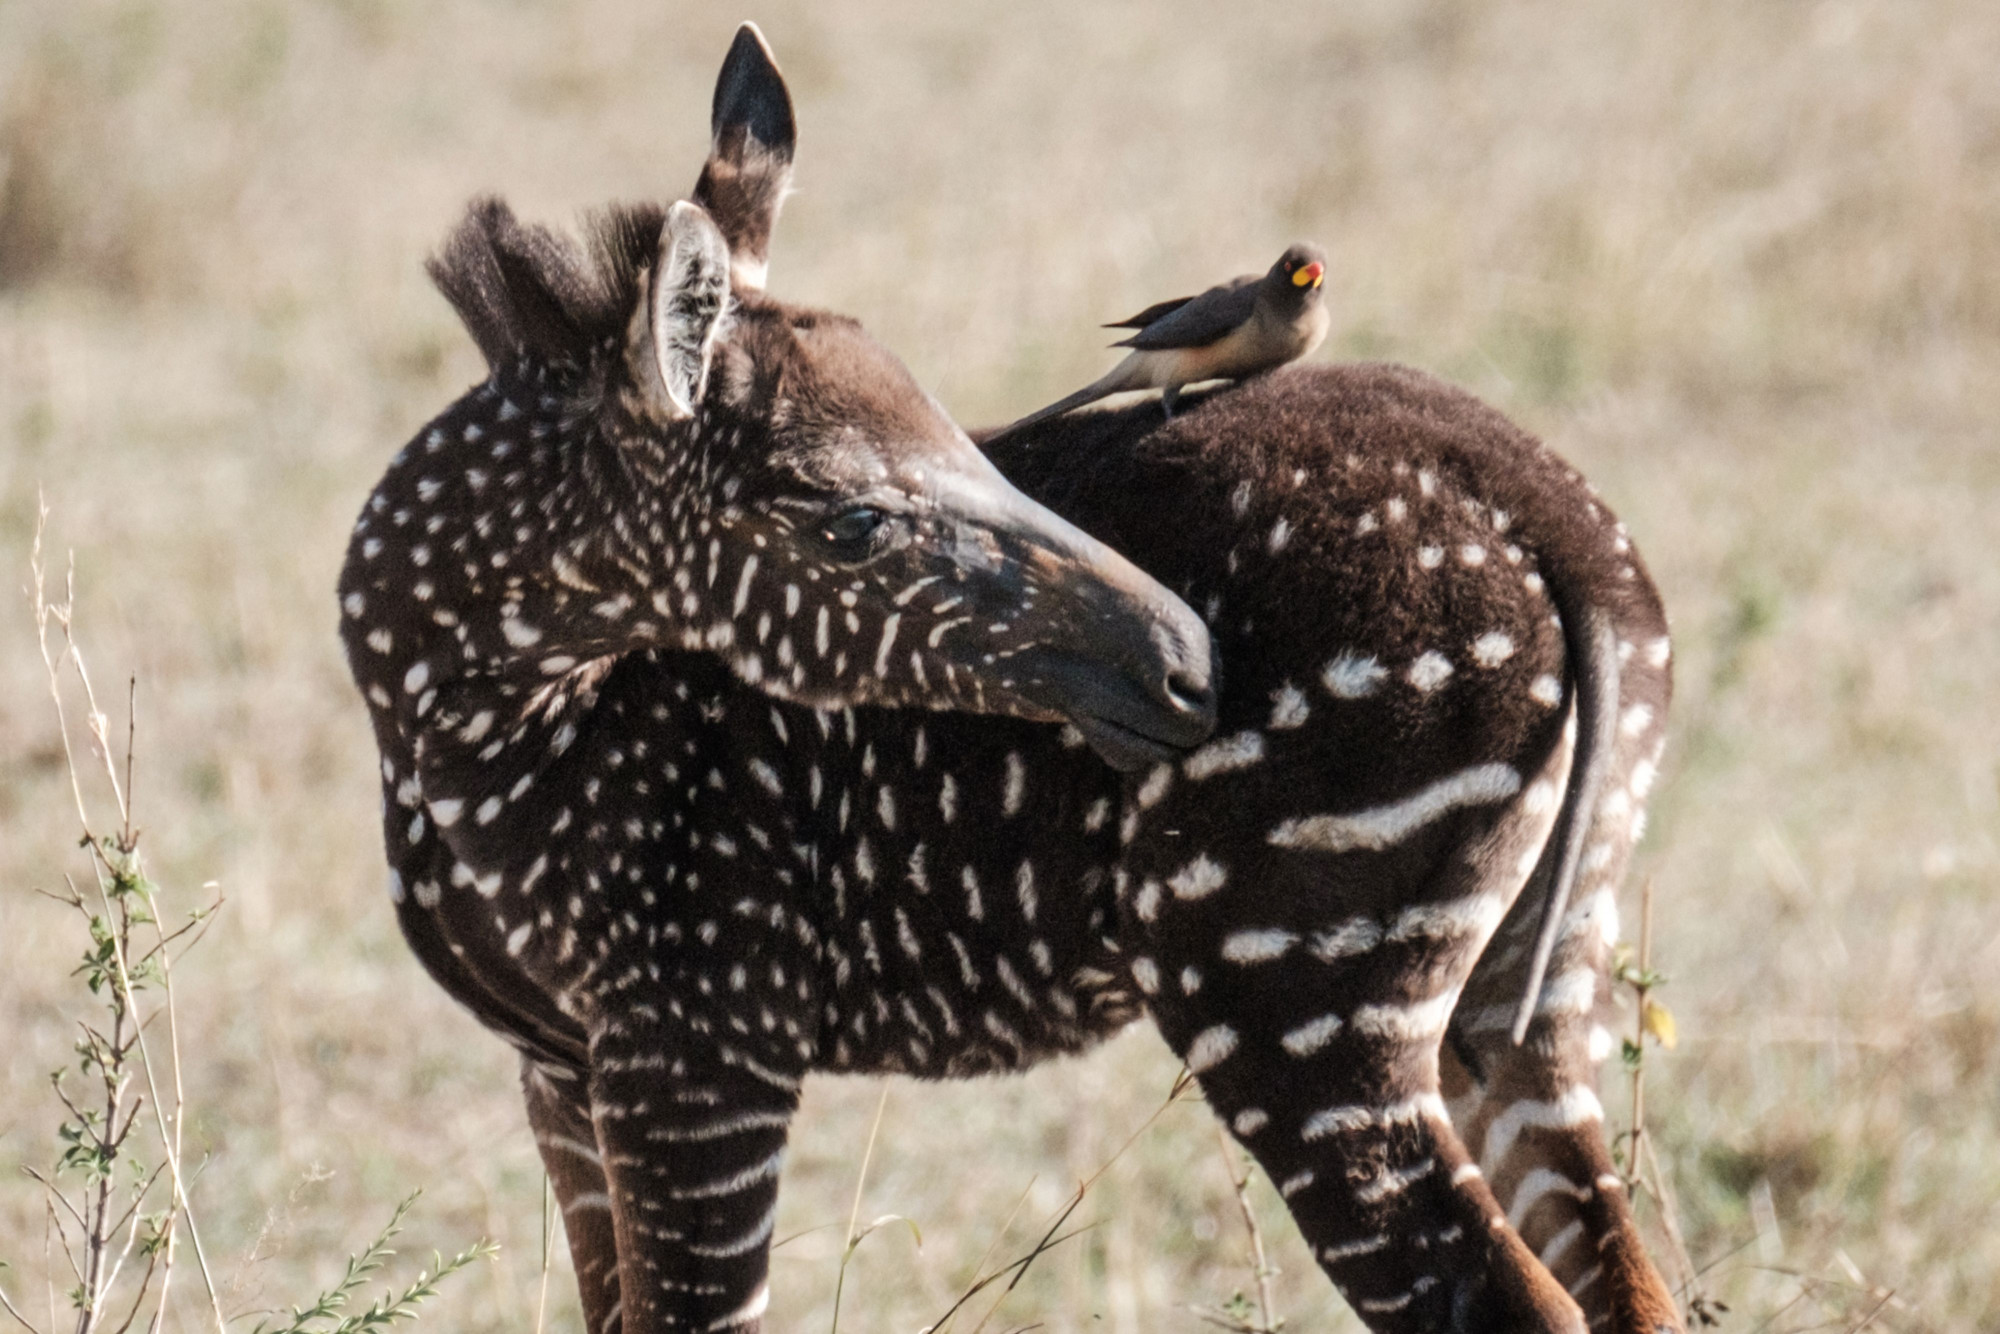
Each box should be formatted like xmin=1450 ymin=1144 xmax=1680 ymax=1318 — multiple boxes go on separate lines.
xmin=1164 ymin=668 xmax=1215 ymax=719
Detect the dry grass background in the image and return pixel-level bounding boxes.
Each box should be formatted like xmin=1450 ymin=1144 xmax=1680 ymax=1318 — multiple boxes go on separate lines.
xmin=2 ymin=1 xmax=1996 ymax=1329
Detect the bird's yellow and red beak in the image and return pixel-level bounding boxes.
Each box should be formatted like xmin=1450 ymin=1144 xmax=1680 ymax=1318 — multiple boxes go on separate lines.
xmin=1292 ymin=260 xmax=1325 ymax=290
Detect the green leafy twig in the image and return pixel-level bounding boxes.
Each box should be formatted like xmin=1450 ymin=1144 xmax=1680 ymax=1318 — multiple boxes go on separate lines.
xmin=9 ymin=507 xmax=228 ymax=1334
xmin=254 ymin=1195 xmax=417 ymax=1334
xmin=252 ymin=1194 xmax=496 ymax=1334
xmin=8 ymin=511 xmax=489 ymax=1334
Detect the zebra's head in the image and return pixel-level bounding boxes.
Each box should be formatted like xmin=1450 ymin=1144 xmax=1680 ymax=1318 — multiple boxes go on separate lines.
xmin=421 ymin=26 xmax=1214 ymax=770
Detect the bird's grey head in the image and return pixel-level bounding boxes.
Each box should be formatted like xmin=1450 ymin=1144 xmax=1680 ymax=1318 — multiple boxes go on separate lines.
xmin=1263 ymin=242 xmax=1328 ymax=310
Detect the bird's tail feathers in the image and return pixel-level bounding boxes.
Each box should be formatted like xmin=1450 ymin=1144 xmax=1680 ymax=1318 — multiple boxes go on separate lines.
xmin=987 ymin=355 xmax=1148 ymax=442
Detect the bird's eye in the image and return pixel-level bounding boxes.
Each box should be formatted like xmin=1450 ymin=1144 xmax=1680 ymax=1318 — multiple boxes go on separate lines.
xmin=821 ymin=506 xmax=887 ymax=555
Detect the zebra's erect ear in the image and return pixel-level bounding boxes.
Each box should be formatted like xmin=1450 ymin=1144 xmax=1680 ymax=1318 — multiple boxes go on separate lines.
xmin=646 ymin=200 xmax=732 ymax=420
xmin=692 ymin=22 xmax=795 ymax=295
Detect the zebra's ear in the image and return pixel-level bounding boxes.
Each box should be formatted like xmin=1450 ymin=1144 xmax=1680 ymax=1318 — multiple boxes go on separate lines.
xmin=692 ymin=22 xmax=795 ymax=295
xmin=645 ymin=201 xmax=732 ymax=420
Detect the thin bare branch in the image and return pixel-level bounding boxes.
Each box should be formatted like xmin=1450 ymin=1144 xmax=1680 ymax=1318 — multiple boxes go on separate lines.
xmin=18 ymin=1172 xmax=88 ymax=1240
xmin=1625 ymin=877 xmax=1651 ymax=1192
xmin=0 ymin=1281 xmax=42 ymax=1334
xmin=102 ymin=1165 xmax=169 ymax=1252
xmin=34 ymin=882 xmax=87 ymax=910
xmin=39 ymin=1196 xmax=84 ymax=1292
xmin=1614 ymin=877 xmax=1704 ymax=1323
xmin=121 ymin=678 xmax=136 ymax=848
xmin=150 ymin=877 xmax=223 ymax=1334
xmin=30 ymin=502 xmax=95 ymax=835
xmin=106 ymin=1248 xmax=164 ymax=1334
xmin=92 ymin=1179 xmax=155 ymax=1320
xmin=1213 ymin=1128 xmax=1280 ymax=1333
xmin=130 ymin=902 xmax=224 ymax=972
xmin=107 ymin=935 xmax=221 ymax=1334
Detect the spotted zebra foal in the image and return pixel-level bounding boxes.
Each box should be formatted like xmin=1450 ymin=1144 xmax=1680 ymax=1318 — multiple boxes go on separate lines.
xmin=340 ymin=23 xmax=1684 ymax=1334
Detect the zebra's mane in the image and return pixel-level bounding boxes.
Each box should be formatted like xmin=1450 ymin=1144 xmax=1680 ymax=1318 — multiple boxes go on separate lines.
xmin=427 ymin=197 xmax=666 ymax=373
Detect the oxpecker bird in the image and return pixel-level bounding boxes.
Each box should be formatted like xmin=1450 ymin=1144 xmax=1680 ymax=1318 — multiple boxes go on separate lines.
xmin=998 ymin=243 xmax=1329 ymax=437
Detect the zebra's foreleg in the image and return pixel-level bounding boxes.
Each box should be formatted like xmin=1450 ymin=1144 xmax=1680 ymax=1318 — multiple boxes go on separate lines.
xmin=523 ymin=1057 xmax=624 ymax=1334
xmin=582 ymin=1013 xmax=801 ymax=1334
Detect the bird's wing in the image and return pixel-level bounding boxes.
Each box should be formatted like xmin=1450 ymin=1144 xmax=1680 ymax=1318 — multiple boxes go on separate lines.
xmin=1103 ymin=295 xmax=1197 ymax=330
xmin=1111 ymin=276 xmax=1260 ymax=349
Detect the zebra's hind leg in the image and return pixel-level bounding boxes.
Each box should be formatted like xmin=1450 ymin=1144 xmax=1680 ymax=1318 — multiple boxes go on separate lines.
xmin=522 ymin=1057 xmax=624 ymax=1334
xmin=1125 ymin=761 xmax=1586 ymax=1329
xmin=1449 ymin=736 xmax=1682 ymax=1332
xmin=1181 ymin=1021 xmax=1583 ymax=1334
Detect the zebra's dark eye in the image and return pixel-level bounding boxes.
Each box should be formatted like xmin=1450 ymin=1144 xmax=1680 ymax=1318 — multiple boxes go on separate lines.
xmin=820 ymin=506 xmax=887 ymax=558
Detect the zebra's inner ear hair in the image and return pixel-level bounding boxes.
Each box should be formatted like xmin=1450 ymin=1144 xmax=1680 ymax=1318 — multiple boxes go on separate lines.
xmin=693 ymin=22 xmax=795 ymax=295
xmin=646 ymin=201 xmax=733 ymax=420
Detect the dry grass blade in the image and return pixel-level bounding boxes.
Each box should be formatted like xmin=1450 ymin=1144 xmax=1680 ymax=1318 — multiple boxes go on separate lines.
xmin=1845 ymin=1290 xmax=1895 ymax=1333
xmin=923 ymin=1067 xmax=1200 ymax=1334
xmin=828 ymin=1083 xmax=892 ymax=1334
xmin=912 ymin=1176 xmax=1036 ymax=1331
xmin=1730 ymin=1264 xmax=1904 ymax=1334
xmin=924 ymin=1222 xmax=1099 ymax=1334
xmin=532 ymin=1176 xmax=553 ymax=1334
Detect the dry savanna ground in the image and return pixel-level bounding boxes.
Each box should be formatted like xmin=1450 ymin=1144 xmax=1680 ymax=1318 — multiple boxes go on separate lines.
xmin=2 ymin=1 xmax=1996 ymax=1330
